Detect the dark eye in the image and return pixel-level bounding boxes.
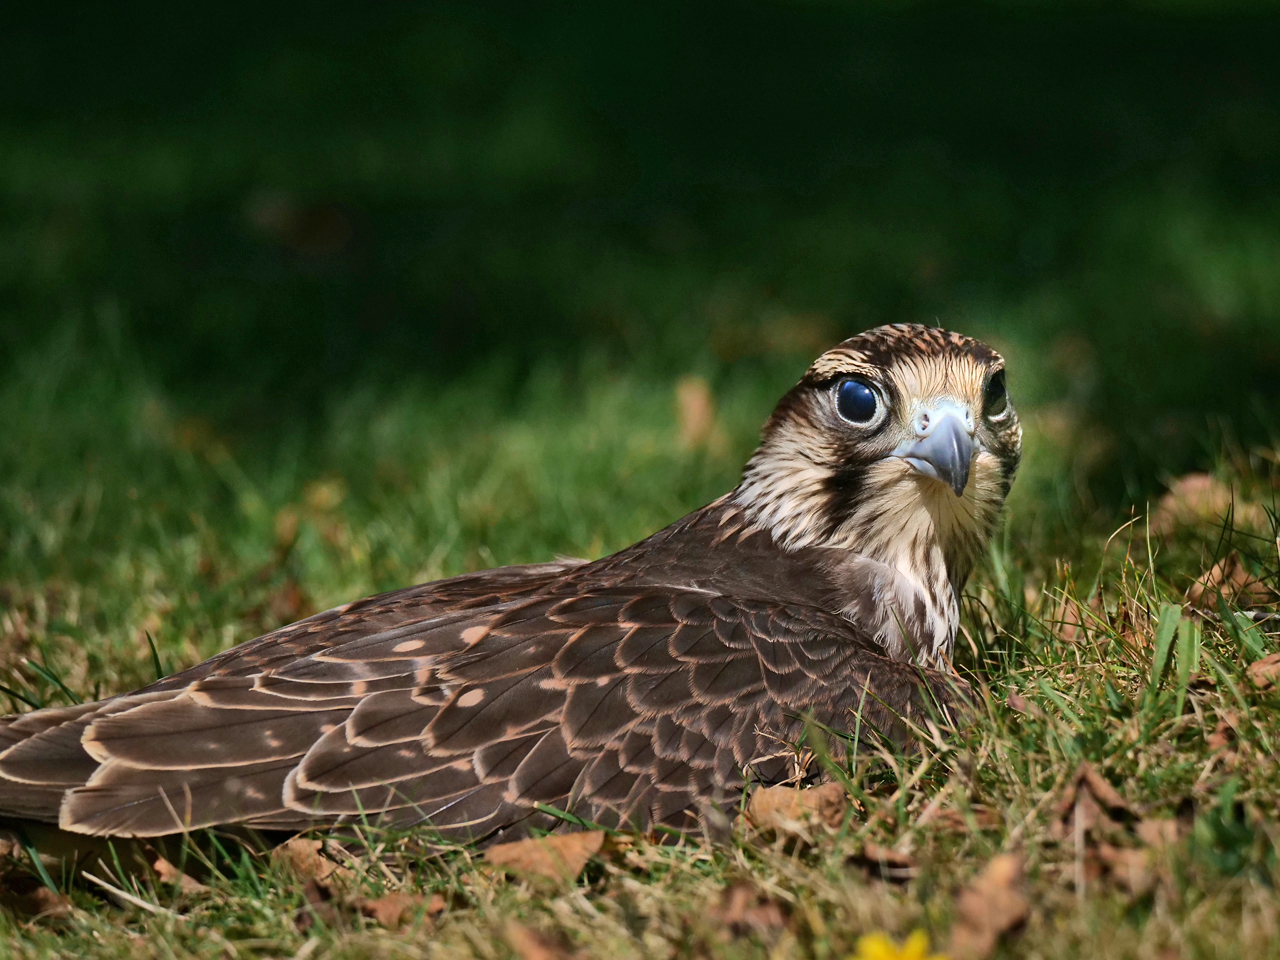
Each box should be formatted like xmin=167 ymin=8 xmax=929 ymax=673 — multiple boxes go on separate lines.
xmin=984 ymin=370 xmax=1008 ymax=417
xmin=835 ymin=379 xmax=879 ymax=424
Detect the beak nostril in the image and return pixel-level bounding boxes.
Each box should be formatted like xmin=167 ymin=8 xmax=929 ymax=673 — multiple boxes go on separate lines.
xmin=893 ymin=409 xmax=974 ymax=496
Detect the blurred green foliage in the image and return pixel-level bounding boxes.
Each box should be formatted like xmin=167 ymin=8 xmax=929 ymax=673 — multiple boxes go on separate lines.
xmin=3 ymin=0 xmax=1280 ymax=538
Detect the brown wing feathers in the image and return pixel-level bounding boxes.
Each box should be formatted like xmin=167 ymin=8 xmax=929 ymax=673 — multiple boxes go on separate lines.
xmin=0 ymin=559 xmax=959 ymax=842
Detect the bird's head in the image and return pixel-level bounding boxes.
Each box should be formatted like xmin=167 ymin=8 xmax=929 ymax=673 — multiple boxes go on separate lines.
xmin=736 ymin=324 xmax=1021 ymax=597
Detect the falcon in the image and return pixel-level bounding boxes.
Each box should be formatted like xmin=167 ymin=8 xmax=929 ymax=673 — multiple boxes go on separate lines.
xmin=0 ymin=324 xmax=1020 ymax=846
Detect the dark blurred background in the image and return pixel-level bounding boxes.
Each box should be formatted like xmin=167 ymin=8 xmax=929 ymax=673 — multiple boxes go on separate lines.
xmin=4 ymin=0 xmax=1280 ymax=519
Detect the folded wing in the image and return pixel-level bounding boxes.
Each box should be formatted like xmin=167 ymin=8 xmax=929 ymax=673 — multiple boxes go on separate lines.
xmin=0 ymin=561 xmax=961 ymax=841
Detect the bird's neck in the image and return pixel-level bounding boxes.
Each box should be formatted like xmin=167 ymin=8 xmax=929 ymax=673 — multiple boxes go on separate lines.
xmin=734 ymin=455 xmax=994 ymax=667
xmin=824 ymin=531 xmax=959 ymax=668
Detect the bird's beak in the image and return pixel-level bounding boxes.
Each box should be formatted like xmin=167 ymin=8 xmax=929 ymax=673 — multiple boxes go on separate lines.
xmin=893 ymin=404 xmax=974 ymax=497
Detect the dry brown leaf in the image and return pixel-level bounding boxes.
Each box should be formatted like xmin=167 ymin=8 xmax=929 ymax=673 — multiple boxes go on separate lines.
xmin=675 ymin=375 xmax=727 ymax=453
xmin=1207 ymin=711 xmax=1240 ymax=750
xmin=930 ymin=806 xmax=1003 ymax=833
xmin=274 ymin=505 xmax=300 ymax=549
xmin=1247 ymin=652 xmax=1280 ymax=690
xmin=152 ymin=856 xmax=209 ymax=894
xmin=0 ymin=880 xmax=74 ymax=922
xmin=1150 ymin=474 xmax=1267 ymax=536
xmin=1007 ymin=691 xmax=1046 ymax=719
xmin=744 ymin=782 xmax=849 ymax=839
xmin=676 ymin=376 xmax=714 ymax=447
xmin=1053 ymin=761 xmax=1178 ymax=898
xmin=272 ymin=837 xmax=356 ymax=888
xmin=356 ymin=891 xmax=432 ymax=930
xmin=850 ymin=841 xmax=918 ymax=882
xmin=948 ymin=853 xmax=1029 ymax=960
xmin=1096 ymin=817 xmax=1180 ymax=897
xmin=27 ymin=886 xmax=73 ymax=920
xmin=504 ymin=920 xmax=583 ymax=960
xmin=304 ymin=478 xmax=347 ymax=513
xmin=708 ymin=882 xmax=789 ymax=940
xmin=1052 ymin=762 xmax=1129 ymax=841
xmin=1095 ymin=844 xmax=1155 ymax=897
xmin=1046 ymin=591 xmax=1102 ymax=643
xmin=1188 ymin=553 xmax=1274 ymax=610
xmin=1077 ymin=763 xmax=1130 ymax=812
xmin=296 ymin=878 xmax=338 ymax=931
xmin=860 ymin=841 xmax=917 ymax=869
xmin=484 ymin=830 xmax=605 ymax=882
xmin=1135 ymin=818 xmax=1179 ymax=849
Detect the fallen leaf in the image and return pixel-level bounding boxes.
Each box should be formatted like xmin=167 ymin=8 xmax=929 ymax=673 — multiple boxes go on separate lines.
xmin=676 ymin=375 xmax=714 ymax=447
xmin=1007 ymin=692 xmax=1046 ymax=719
xmin=274 ymin=505 xmax=300 ymax=549
xmin=930 ymin=806 xmax=1003 ymax=833
xmin=25 ymin=886 xmax=73 ymax=920
xmin=0 ymin=880 xmax=73 ymax=922
xmin=1095 ymin=844 xmax=1154 ymax=897
xmin=296 ymin=879 xmax=338 ymax=932
xmin=1054 ymin=762 xmax=1179 ymax=898
xmin=947 ymin=854 xmax=1028 ymax=960
xmin=708 ymin=882 xmax=789 ymax=940
xmin=304 ymin=478 xmax=347 ymax=513
xmin=1046 ymin=590 xmax=1103 ymax=643
xmin=675 ymin=376 xmax=727 ymax=453
xmin=744 ymin=782 xmax=849 ymax=839
xmin=1135 ymin=818 xmax=1180 ymax=849
xmin=484 ymin=830 xmax=605 ymax=882
xmin=152 ymin=856 xmax=210 ymax=894
xmin=356 ymin=891 xmax=430 ymax=930
xmin=1095 ymin=816 xmax=1181 ymax=897
xmin=851 ymin=841 xmax=918 ymax=882
xmin=504 ymin=920 xmax=582 ymax=960
xmin=1188 ymin=553 xmax=1273 ymax=610
xmin=1247 ymin=652 xmax=1280 ymax=691
xmin=1150 ymin=474 xmax=1266 ymax=536
xmin=1052 ymin=762 xmax=1129 ymax=841
xmin=1076 ymin=763 xmax=1129 ymax=812
xmin=1206 ymin=711 xmax=1239 ymax=750
xmin=272 ymin=837 xmax=356 ymax=889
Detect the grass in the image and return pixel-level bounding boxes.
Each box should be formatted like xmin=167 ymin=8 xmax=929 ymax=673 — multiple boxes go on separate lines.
xmin=2 ymin=328 xmax=1280 ymax=960
xmin=3 ymin=6 xmax=1280 ymax=953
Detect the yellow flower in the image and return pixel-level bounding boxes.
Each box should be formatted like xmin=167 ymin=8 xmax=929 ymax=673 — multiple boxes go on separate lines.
xmin=851 ymin=929 xmax=948 ymax=960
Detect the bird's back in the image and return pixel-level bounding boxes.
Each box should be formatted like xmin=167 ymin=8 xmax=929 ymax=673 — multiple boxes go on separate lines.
xmin=0 ymin=501 xmax=961 ymax=844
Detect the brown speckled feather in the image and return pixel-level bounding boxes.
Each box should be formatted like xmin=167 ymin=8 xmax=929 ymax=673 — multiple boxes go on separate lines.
xmin=0 ymin=324 xmax=1018 ymax=844
xmin=0 ymin=507 xmax=959 ymax=841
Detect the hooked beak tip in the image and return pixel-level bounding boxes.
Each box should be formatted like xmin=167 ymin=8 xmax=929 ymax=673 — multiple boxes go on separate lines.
xmin=896 ymin=414 xmax=973 ymax=497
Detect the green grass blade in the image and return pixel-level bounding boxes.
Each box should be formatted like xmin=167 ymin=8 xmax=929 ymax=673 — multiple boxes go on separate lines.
xmin=145 ymin=630 xmax=166 ymax=682
xmin=24 ymin=658 xmax=83 ymax=705
xmin=0 ymin=682 xmax=42 ymax=710
xmin=1174 ymin=616 xmax=1200 ymax=719
xmin=1147 ymin=602 xmax=1182 ymax=704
